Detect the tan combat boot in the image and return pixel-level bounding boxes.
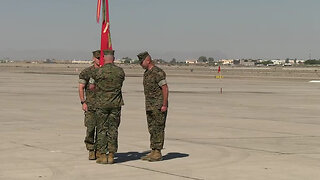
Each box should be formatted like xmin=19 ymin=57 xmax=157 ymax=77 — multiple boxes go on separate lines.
xmin=88 ymin=150 xmax=96 ymax=160
xmin=148 ymin=149 xmax=162 ymax=162
xmin=140 ymin=150 xmax=155 ymax=161
xmin=107 ymin=152 xmax=114 ymax=164
xmin=96 ymin=151 xmax=102 ymax=159
xmin=96 ymin=153 xmax=108 ymax=164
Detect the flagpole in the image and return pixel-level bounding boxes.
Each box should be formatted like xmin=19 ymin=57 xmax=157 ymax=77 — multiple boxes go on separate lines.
xmin=219 ymin=66 xmax=222 ymax=94
xmin=220 ymin=69 xmax=223 ymax=94
xmin=216 ymin=65 xmax=223 ymax=94
xmin=97 ymin=0 xmax=112 ymax=66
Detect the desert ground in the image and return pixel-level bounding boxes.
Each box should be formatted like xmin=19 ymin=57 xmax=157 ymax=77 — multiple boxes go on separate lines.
xmin=0 ymin=63 xmax=320 ymax=180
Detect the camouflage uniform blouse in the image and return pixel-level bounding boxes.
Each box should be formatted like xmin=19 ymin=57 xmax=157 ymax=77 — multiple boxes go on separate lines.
xmin=143 ymin=66 xmax=167 ymax=111
xmin=79 ymin=65 xmax=97 ymax=110
xmin=92 ymin=63 xmax=125 ymax=109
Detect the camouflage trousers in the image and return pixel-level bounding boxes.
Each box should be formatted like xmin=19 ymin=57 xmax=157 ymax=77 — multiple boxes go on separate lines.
xmin=96 ymin=107 xmax=121 ymax=154
xmin=146 ymin=109 xmax=167 ymax=150
xmin=84 ymin=110 xmax=97 ymax=151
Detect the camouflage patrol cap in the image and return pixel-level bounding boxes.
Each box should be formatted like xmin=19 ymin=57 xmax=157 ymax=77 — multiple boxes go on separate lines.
xmin=137 ymin=51 xmax=149 ymax=63
xmin=92 ymin=50 xmax=100 ymax=58
xmin=103 ymin=49 xmax=115 ymax=56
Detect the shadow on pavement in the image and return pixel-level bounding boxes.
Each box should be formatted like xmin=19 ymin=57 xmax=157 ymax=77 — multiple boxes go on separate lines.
xmin=115 ymin=151 xmax=148 ymax=163
xmin=162 ymin=152 xmax=189 ymax=160
xmin=115 ymin=151 xmax=189 ymax=163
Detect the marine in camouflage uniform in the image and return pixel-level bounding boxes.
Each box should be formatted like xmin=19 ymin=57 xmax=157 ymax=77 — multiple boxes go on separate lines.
xmin=91 ymin=50 xmax=125 ymax=164
xmin=78 ymin=50 xmax=101 ymax=160
xmin=137 ymin=51 xmax=169 ymax=162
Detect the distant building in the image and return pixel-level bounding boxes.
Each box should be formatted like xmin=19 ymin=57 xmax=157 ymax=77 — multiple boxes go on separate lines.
xmin=233 ymin=59 xmax=240 ymax=65
xmin=153 ymin=59 xmax=167 ymax=64
xmin=240 ymin=59 xmax=255 ymax=66
xmin=114 ymin=59 xmax=125 ymax=64
xmin=71 ymin=60 xmax=91 ymax=64
xmin=0 ymin=60 xmax=10 ymax=63
xmin=44 ymin=59 xmax=56 ymax=64
xmin=196 ymin=60 xmax=208 ymax=64
xmin=271 ymin=59 xmax=285 ymax=65
xmin=283 ymin=63 xmax=292 ymax=66
xmin=220 ymin=59 xmax=233 ymax=65
xmin=185 ymin=59 xmax=197 ymax=64
xmin=288 ymin=60 xmax=295 ymax=64
xmin=285 ymin=59 xmax=305 ymax=64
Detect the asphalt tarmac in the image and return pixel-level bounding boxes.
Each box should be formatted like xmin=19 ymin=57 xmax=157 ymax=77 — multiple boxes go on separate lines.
xmin=0 ymin=64 xmax=320 ymax=180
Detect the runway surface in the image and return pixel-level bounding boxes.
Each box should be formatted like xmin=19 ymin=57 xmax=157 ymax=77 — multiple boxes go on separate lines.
xmin=0 ymin=64 xmax=320 ymax=180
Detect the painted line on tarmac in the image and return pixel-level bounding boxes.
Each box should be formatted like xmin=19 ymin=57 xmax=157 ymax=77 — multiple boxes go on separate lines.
xmin=168 ymin=138 xmax=294 ymax=155
xmin=171 ymin=136 xmax=320 ymax=155
xmin=214 ymin=125 xmax=301 ymax=136
xmin=183 ymin=135 xmax=319 ymax=140
xmin=228 ymin=117 xmax=320 ymax=126
xmin=12 ymin=142 xmax=74 ymax=155
xmin=310 ymin=80 xmax=320 ymax=83
xmin=119 ymin=164 xmax=204 ymax=180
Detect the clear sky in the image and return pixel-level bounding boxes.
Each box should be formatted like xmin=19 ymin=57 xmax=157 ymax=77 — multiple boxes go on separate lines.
xmin=0 ymin=0 xmax=319 ymax=60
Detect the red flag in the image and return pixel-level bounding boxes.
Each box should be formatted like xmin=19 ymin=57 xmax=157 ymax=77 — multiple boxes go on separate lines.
xmin=97 ymin=0 xmax=112 ymax=66
xmin=218 ymin=66 xmax=221 ymax=73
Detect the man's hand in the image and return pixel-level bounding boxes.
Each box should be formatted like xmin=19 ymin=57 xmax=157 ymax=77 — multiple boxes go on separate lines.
xmin=161 ymin=105 xmax=167 ymax=112
xmin=82 ymin=103 xmax=88 ymax=112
